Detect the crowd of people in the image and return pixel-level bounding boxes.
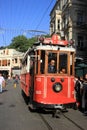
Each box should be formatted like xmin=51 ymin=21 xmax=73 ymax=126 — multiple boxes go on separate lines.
xmin=0 ymin=73 xmax=20 ymax=93
xmin=75 ymin=74 xmax=87 ymax=115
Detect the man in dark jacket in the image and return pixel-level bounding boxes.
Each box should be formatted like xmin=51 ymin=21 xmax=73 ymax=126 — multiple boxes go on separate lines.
xmin=82 ymin=74 xmax=87 ymax=115
xmin=48 ymin=59 xmax=56 ymax=73
xmin=75 ymin=76 xmax=83 ymax=110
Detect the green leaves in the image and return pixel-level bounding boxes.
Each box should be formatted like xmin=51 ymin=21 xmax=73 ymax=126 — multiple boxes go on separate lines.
xmin=8 ymin=35 xmax=37 ymax=52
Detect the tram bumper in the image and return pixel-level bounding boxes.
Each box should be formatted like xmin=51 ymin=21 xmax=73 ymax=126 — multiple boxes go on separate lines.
xmin=33 ymin=101 xmax=77 ymax=110
xmin=53 ymin=102 xmax=77 ymax=110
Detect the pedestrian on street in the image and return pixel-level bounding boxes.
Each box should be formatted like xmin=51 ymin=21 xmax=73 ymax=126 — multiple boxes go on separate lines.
xmin=13 ymin=74 xmax=19 ymax=88
xmin=75 ymin=76 xmax=83 ymax=110
xmin=0 ymin=72 xmax=6 ymax=93
xmin=82 ymin=74 xmax=87 ymax=115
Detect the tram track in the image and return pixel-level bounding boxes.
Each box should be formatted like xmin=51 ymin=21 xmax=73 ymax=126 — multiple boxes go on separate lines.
xmin=39 ymin=113 xmax=53 ymax=130
xmin=61 ymin=112 xmax=85 ymax=130
xmin=38 ymin=111 xmax=86 ymax=130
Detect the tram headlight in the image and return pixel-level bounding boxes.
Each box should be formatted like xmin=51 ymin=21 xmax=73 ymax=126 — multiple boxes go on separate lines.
xmin=53 ymin=82 xmax=62 ymax=93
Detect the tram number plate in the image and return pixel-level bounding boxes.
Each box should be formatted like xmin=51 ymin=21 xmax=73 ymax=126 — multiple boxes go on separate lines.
xmin=54 ymin=105 xmax=63 ymax=109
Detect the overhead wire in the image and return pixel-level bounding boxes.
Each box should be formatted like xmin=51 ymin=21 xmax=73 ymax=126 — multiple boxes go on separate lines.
xmin=35 ymin=0 xmax=55 ymax=30
xmin=0 ymin=0 xmax=56 ymax=46
xmin=19 ymin=0 xmax=36 ymax=30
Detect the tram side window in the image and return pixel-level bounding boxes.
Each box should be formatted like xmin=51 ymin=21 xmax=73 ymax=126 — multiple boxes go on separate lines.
xmin=59 ymin=53 xmax=67 ymax=74
xmin=70 ymin=52 xmax=74 ymax=75
xmin=30 ymin=52 xmax=35 ymax=75
xmin=40 ymin=51 xmax=45 ymax=74
xmin=48 ymin=52 xmax=57 ymax=73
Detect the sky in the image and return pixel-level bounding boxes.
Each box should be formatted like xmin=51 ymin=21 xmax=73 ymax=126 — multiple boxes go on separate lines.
xmin=0 ymin=0 xmax=56 ymax=47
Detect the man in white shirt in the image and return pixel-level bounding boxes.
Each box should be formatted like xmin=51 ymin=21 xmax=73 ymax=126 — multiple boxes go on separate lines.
xmin=0 ymin=73 xmax=5 ymax=93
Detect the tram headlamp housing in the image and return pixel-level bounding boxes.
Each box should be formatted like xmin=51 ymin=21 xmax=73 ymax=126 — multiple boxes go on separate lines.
xmin=51 ymin=77 xmax=55 ymax=82
xmin=53 ymin=82 xmax=62 ymax=93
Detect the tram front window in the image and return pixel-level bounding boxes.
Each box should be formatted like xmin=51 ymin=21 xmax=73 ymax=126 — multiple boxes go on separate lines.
xmin=40 ymin=51 xmax=45 ymax=74
xmin=59 ymin=53 xmax=67 ymax=74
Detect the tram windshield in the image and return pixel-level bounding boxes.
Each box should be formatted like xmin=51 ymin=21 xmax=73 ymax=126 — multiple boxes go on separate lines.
xmin=35 ymin=50 xmax=74 ymax=75
xmin=47 ymin=52 xmax=67 ymax=74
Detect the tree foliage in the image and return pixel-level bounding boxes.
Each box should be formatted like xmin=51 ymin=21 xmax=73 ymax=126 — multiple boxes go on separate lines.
xmin=7 ymin=34 xmax=50 ymax=52
xmin=8 ymin=35 xmax=37 ymax=52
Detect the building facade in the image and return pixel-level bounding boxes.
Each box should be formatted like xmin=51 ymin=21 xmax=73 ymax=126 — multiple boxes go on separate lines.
xmin=0 ymin=48 xmax=24 ymax=78
xmin=50 ymin=0 xmax=87 ymax=63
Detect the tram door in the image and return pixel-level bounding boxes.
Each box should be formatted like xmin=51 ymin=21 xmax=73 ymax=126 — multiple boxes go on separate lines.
xmin=29 ymin=51 xmax=35 ymax=103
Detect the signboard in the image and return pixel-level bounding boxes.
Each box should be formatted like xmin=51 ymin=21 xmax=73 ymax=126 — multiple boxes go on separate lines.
xmin=43 ymin=34 xmax=68 ymax=46
xmin=52 ymin=34 xmax=59 ymax=44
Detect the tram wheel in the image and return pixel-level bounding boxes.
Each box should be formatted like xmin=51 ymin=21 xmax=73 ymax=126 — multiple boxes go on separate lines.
xmin=73 ymin=103 xmax=77 ymax=110
xmin=28 ymin=103 xmax=36 ymax=112
xmin=52 ymin=109 xmax=60 ymax=118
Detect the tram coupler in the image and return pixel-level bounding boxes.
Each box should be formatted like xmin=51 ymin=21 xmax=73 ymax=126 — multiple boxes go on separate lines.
xmin=52 ymin=109 xmax=61 ymax=118
xmin=28 ymin=103 xmax=36 ymax=112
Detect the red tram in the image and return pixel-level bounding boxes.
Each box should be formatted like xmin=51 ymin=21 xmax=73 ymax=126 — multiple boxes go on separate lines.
xmin=20 ymin=34 xmax=76 ymax=114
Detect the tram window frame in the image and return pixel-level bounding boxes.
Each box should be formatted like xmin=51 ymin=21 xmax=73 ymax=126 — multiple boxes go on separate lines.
xmin=29 ymin=51 xmax=35 ymax=75
xmin=40 ymin=50 xmax=45 ymax=74
xmin=46 ymin=51 xmax=69 ymax=74
xmin=70 ymin=52 xmax=75 ymax=76
xmin=34 ymin=50 xmax=46 ymax=74
xmin=47 ymin=51 xmax=57 ymax=74
xmin=59 ymin=52 xmax=68 ymax=74
xmin=35 ymin=50 xmax=41 ymax=74
xmin=34 ymin=50 xmax=75 ymax=75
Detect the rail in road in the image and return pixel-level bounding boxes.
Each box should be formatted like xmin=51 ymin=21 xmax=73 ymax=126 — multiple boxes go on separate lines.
xmin=0 ymin=79 xmax=87 ymax=130
xmin=35 ymin=108 xmax=87 ymax=130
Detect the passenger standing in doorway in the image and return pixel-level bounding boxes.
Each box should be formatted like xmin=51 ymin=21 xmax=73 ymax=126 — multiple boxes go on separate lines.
xmin=0 ymin=73 xmax=6 ymax=93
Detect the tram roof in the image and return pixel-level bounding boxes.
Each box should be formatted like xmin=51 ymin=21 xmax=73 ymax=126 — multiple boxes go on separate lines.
xmin=31 ymin=43 xmax=75 ymax=52
xmin=23 ymin=41 xmax=75 ymax=62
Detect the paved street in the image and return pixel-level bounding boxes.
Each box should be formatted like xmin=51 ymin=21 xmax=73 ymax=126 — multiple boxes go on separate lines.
xmin=0 ymin=79 xmax=87 ymax=130
xmin=0 ymin=80 xmax=48 ymax=130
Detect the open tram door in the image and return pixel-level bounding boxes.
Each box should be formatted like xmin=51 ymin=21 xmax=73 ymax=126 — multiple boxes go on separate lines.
xmin=29 ymin=50 xmax=36 ymax=105
xmin=29 ymin=49 xmax=45 ymax=106
xmin=29 ymin=49 xmax=46 ymax=109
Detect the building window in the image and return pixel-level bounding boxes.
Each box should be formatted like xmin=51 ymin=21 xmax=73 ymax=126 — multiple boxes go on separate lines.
xmin=8 ymin=60 xmax=10 ymax=66
xmin=0 ymin=60 xmax=1 ymax=66
xmin=77 ymin=35 xmax=84 ymax=50
xmin=62 ymin=0 xmax=68 ymax=9
xmin=50 ymin=23 xmax=53 ymax=34
xmin=15 ymin=58 xmax=17 ymax=63
xmin=2 ymin=60 xmax=7 ymax=66
xmin=58 ymin=19 xmax=60 ymax=30
xmin=77 ymin=11 xmax=85 ymax=25
xmin=62 ymin=16 xmax=67 ymax=29
xmin=57 ymin=2 xmax=61 ymax=10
